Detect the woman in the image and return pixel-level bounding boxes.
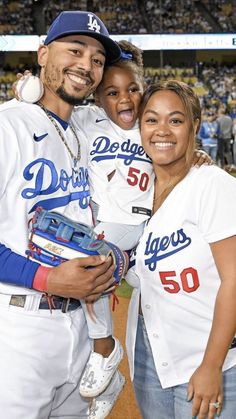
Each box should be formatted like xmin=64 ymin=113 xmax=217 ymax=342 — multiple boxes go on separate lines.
xmin=126 ymin=80 xmax=236 ymax=419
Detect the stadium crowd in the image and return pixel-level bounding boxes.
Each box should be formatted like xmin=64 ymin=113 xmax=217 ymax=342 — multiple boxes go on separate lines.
xmin=204 ymin=0 xmax=236 ymax=33
xmin=0 ymin=0 xmax=35 ymax=34
xmin=0 ymin=0 xmax=235 ymax=34
xmin=144 ymin=0 xmax=212 ymax=34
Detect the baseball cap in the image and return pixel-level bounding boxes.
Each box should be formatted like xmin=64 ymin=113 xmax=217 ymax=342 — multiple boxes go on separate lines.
xmin=44 ymin=11 xmax=121 ymax=64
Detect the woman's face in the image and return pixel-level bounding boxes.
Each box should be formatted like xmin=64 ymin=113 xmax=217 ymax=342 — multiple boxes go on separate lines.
xmin=140 ymin=90 xmax=194 ymax=169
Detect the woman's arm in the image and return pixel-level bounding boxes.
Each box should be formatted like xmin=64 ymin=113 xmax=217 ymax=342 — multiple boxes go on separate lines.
xmin=188 ymin=235 xmax=236 ymax=419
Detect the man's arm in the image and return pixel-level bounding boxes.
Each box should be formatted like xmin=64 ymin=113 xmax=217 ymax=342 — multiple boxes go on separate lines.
xmin=0 ymin=243 xmax=115 ymax=302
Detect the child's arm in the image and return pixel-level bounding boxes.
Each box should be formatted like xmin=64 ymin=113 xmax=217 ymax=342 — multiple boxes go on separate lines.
xmin=192 ymin=149 xmax=213 ymax=167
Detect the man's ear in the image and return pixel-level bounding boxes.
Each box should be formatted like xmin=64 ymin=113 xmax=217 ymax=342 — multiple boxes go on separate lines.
xmin=37 ymin=45 xmax=49 ymax=67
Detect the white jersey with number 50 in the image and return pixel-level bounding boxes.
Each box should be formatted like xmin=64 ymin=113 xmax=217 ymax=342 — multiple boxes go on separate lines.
xmin=74 ymin=105 xmax=155 ymax=225
xmin=126 ymin=165 xmax=236 ymax=388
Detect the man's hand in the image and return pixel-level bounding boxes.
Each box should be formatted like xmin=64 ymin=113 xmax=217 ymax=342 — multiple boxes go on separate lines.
xmin=47 ymin=255 xmax=116 ymax=302
xmin=12 ymin=70 xmax=31 ymax=99
xmin=12 ymin=70 xmax=44 ymax=103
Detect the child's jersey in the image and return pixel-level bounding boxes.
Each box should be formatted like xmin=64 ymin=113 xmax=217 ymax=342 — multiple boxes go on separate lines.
xmin=74 ymin=105 xmax=155 ymax=225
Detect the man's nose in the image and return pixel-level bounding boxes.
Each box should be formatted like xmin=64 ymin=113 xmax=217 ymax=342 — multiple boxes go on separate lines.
xmin=75 ymin=53 xmax=92 ymax=72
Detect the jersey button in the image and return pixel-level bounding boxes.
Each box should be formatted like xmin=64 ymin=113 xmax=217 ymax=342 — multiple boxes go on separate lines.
xmin=153 ymin=333 xmax=159 ymax=338
xmin=162 ymin=362 xmax=168 ymax=367
xmin=145 ymin=304 xmax=151 ymax=309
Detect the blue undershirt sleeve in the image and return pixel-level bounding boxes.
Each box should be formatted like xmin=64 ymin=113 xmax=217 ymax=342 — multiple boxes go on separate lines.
xmin=0 ymin=243 xmax=40 ymax=288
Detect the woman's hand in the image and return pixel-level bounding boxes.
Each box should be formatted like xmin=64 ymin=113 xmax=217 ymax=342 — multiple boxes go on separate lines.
xmin=187 ymin=363 xmax=223 ymax=419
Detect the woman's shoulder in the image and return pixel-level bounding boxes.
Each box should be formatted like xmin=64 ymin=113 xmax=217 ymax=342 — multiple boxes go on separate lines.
xmin=189 ymin=164 xmax=236 ymax=190
xmin=191 ymin=164 xmax=233 ymax=178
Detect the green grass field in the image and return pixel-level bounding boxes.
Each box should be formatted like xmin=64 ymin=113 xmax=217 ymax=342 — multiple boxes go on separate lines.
xmin=116 ymin=280 xmax=133 ymax=298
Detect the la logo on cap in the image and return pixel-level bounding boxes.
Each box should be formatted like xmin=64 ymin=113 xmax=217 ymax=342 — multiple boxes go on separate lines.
xmin=87 ymin=13 xmax=101 ymax=33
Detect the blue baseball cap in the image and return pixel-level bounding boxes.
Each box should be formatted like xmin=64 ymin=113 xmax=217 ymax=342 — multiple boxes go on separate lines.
xmin=44 ymin=11 xmax=121 ymax=64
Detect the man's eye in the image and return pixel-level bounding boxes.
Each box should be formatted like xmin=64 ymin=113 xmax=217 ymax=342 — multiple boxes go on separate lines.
xmin=70 ymin=49 xmax=81 ymax=55
xmin=93 ymin=58 xmax=105 ymax=67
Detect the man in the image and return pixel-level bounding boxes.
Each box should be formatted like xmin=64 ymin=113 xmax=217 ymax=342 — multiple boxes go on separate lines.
xmin=217 ymin=106 xmax=233 ymax=167
xmin=198 ymin=109 xmax=220 ymax=162
xmin=0 ymin=11 xmax=121 ymax=419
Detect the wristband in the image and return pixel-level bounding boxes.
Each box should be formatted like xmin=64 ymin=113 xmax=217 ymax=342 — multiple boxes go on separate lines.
xmin=32 ymin=265 xmax=51 ymax=292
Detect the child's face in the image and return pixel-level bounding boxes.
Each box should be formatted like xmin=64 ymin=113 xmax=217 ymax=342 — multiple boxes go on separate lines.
xmin=95 ymin=65 xmax=143 ymax=130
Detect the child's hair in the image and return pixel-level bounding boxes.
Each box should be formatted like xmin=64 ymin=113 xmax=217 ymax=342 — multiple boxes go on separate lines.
xmin=118 ymin=40 xmax=143 ymax=69
xmin=106 ymin=40 xmax=144 ymax=83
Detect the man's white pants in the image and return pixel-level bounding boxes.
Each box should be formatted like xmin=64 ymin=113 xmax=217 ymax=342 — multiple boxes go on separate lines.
xmin=0 ymin=297 xmax=91 ymax=419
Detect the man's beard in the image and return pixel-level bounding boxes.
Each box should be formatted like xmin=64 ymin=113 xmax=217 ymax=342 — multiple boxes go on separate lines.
xmin=56 ymin=85 xmax=91 ymax=106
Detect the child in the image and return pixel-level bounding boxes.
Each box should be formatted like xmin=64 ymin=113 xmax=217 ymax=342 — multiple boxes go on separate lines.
xmin=73 ymin=41 xmax=153 ymax=418
xmin=14 ymin=42 xmax=211 ymax=418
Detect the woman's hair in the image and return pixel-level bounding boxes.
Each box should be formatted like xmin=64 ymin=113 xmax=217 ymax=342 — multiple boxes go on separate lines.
xmin=139 ymin=80 xmax=202 ymax=197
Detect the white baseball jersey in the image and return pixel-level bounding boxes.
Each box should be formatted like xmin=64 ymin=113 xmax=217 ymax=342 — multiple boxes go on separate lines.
xmin=126 ymin=165 xmax=236 ymax=388
xmin=74 ymin=105 xmax=155 ymax=225
xmin=0 ymin=99 xmax=92 ymax=295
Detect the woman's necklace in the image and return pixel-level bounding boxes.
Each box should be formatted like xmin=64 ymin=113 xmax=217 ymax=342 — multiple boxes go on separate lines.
xmin=152 ymin=177 xmax=174 ymax=212
xmin=38 ymin=102 xmax=81 ymax=168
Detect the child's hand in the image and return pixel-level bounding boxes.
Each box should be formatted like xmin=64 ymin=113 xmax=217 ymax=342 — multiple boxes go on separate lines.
xmin=192 ymin=150 xmax=214 ymax=167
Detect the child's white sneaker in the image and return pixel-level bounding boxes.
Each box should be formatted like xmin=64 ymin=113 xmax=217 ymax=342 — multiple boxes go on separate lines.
xmin=89 ymin=370 xmax=125 ymax=419
xmin=79 ymin=337 xmax=123 ymax=398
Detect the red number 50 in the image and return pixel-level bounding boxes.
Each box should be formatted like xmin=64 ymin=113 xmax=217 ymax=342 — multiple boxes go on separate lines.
xmin=159 ymin=268 xmax=200 ymax=294
xmin=127 ymin=167 xmax=149 ymax=192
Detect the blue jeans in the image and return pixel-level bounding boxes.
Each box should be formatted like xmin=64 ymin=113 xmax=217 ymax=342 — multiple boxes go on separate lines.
xmin=133 ymin=315 xmax=236 ymax=419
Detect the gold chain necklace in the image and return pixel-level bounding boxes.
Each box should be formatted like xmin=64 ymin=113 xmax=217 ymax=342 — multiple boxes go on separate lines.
xmin=38 ymin=102 xmax=81 ymax=166
xmin=152 ymin=177 xmax=174 ymax=213
xmin=153 ymin=177 xmax=174 ymax=201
